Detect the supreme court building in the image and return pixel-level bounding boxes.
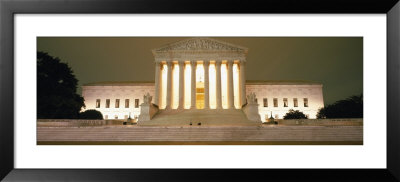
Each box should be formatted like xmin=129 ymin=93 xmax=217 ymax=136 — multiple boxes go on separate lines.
xmin=82 ymin=38 xmax=324 ymax=124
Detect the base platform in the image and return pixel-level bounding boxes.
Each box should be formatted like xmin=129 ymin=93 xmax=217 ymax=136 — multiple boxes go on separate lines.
xmin=139 ymin=109 xmax=259 ymax=126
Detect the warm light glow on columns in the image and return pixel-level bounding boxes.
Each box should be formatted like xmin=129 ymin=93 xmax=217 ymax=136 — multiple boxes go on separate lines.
xmin=178 ymin=61 xmax=185 ymax=109
xmin=161 ymin=63 xmax=167 ymax=109
xmin=190 ymin=60 xmax=197 ymax=109
xmin=221 ymin=63 xmax=228 ymax=109
xmin=165 ymin=62 xmax=173 ymax=110
xmin=184 ymin=63 xmax=191 ymax=109
xmin=172 ymin=63 xmax=179 ymax=109
xmin=239 ymin=61 xmax=246 ymax=107
xmin=154 ymin=62 xmax=161 ymax=106
xmin=196 ymin=62 xmax=204 ymax=109
xmin=158 ymin=60 xmax=242 ymax=110
xmin=215 ymin=61 xmax=222 ymax=109
xmin=204 ymin=61 xmax=210 ymax=109
xmin=233 ymin=63 xmax=240 ymax=108
xmin=209 ymin=63 xmax=216 ymax=109
xmin=227 ymin=60 xmax=235 ymax=109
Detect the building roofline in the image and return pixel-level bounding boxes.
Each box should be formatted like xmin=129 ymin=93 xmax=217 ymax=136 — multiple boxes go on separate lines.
xmin=83 ymin=81 xmax=154 ymax=86
xmin=83 ymin=80 xmax=322 ymax=86
xmin=245 ymin=80 xmax=322 ymax=85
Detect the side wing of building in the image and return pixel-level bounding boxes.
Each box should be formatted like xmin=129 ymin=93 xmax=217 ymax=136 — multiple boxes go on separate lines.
xmin=82 ymin=81 xmax=324 ymax=122
xmin=246 ymin=81 xmax=324 ymax=121
xmin=82 ymin=82 xmax=155 ymax=120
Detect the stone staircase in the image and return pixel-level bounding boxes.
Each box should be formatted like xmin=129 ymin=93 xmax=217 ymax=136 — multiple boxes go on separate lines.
xmin=37 ymin=125 xmax=363 ymax=142
xmin=139 ymin=109 xmax=258 ymax=126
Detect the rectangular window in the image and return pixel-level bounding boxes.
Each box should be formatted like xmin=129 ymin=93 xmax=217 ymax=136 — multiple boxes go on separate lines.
xmin=273 ymin=98 xmax=278 ymax=107
xmin=124 ymin=115 xmax=128 ymax=119
xmin=293 ymin=98 xmax=298 ymax=107
xmin=105 ymin=99 xmax=110 ymax=108
xmin=275 ymin=114 xmax=279 ymax=119
xmin=283 ymin=98 xmax=288 ymax=107
xmin=96 ymin=99 xmax=100 ymax=108
xmin=104 ymin=115 xmax=108 ymax=119
xmin=115 ymin=115 xmax=118 ymax=119
xmin=115 ymin=99 xmax=120 ymax=108
xmin=135 ymin=99 xmax=139 ymax=108
xmin=263 ymin=98 xmax=268 ymax=107
xmin=304 ymin=98 xmax=309 ymax=107
xmin=125 ymin=99 xmax=129 ymax=108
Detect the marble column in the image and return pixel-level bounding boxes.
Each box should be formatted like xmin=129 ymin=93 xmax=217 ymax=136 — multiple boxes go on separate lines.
xmin=165 ymin=61 xmax=173 ymax=110
xmin=227 ymin=60 xmax=234 ymax=109
xmin=239 ymin=61 xmax=246 ymax=107
xmin=154 ymin=62 xmax=161 ymax=106
xmin=190 ymin=60 xmax=197 ymax=109
xmin=215 ymin=60 xmax=222 ymax=109
xmin=204 ymin=61 xmax=210 ymax=109
xmin=178 ymin=61 xmax=185 ymax=109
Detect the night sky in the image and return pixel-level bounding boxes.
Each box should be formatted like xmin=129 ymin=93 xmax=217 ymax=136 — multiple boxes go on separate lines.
xmin=37 ymin=37 xmax=363 ymax=105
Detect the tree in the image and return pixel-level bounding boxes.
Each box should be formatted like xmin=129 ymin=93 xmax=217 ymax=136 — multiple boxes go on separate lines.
xmin=79 ymin=110 xmax=103 ymax=119
xmin=37 ymin=51 xmax=85 ymax=119
xmin=283 ymin=109 xmax=308 ymax=119
xmin=317 ymin=94 xmax=363 ymax=119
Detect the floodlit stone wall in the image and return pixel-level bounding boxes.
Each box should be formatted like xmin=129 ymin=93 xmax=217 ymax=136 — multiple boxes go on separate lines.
xmin=82 ymin=83 xmax=155 ymax=120
xmin=246 ymin=83 xmax=324 ymax=121
xmin=82 ymin=81 xmax=324 ymax=122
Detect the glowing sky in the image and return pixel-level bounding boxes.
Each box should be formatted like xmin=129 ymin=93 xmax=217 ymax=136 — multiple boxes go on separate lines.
xmin=37 ymin=37 xmax=363 ymax=105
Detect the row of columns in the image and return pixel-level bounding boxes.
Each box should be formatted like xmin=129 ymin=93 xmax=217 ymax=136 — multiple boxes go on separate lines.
xmin=154 ymin=60 xmax=246 ymax=110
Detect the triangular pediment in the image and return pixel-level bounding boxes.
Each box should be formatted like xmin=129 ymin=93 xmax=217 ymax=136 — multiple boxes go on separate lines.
xmin=153 ymin=38 xmax=248 ymax=53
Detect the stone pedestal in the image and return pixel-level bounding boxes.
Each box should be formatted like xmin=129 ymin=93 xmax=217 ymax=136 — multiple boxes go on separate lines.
xmin=138 ymin=103 xmax=159 ymax=123
xmin=242 ymin=103 xmax=261 ymax=122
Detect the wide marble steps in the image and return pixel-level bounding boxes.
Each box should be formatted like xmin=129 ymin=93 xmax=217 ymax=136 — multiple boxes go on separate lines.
xmin=37 ymin=125 xmax=363 ymax=142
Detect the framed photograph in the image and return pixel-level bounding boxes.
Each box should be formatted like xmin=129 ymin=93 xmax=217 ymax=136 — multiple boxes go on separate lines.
xmin=1 ymin=0 xmax=399 ymax=181
xmin=35 ymin=36 xmax=363 ymax=146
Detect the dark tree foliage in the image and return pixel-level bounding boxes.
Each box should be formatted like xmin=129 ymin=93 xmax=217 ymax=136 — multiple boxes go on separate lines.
xmin=37 ymin=52 xmax=85 ymax=119
xmin=317 ymin=94 xmax=363 ymax=119
xmin=283 ymin=109 xmax=308 ymax=119
xmin=79 ymin=110 xmax=103 ymax=120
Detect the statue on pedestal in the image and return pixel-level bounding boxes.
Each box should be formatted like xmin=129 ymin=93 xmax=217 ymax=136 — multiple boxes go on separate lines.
xmin=138 ymin=93 xmax=159 ymax=124
xmin=242 ymin=92 xmax=261 ymax=123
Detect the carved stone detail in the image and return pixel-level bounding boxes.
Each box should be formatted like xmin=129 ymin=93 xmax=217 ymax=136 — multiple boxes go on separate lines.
xmin=152 ymin=38 xmax=248 ymax=63
xmin=154 ymin=38 xmax=247 ymax=52
xmin=143 ymin=92 xmax=152 ymax=105
xmin=247 ymin=92 xmax=257 ymax=104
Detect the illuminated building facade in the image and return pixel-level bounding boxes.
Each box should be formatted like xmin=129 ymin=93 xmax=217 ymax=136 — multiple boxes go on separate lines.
xmin=82 ymin=38 xmax=324 ymax=122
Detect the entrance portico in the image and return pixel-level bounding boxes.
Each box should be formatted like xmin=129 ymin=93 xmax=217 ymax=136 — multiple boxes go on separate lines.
xmin=152 ymin=38 xmax=248 ymax=110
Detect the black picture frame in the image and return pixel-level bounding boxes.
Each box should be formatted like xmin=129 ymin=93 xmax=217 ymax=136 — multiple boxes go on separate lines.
xmin=1 ymin=0 xmax=400 ymax=181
